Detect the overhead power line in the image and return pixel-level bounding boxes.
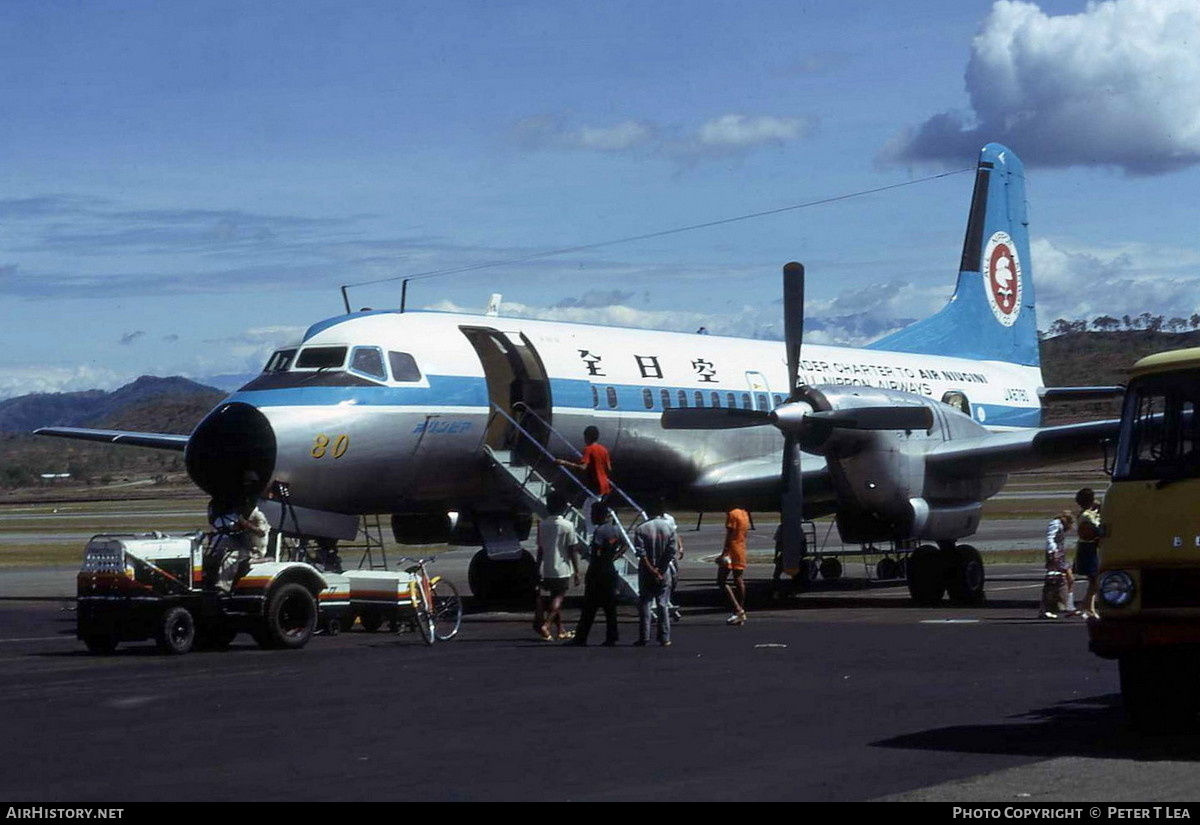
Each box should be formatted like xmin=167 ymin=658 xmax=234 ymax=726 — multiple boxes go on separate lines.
xmin=339 ymin=166 xmax=974 ymax=309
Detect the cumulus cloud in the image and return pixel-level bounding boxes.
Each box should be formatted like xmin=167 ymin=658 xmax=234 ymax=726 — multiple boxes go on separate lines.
xmin=0 ymin=364 xmax=124 ymax=400
xmin=118 ymin=331 xmax=146 ymax=345
xmin=697 ymin=115 xmax=810 ymax=149
xmin=514 ymin=112 xmax=813 ymax=161
xmin=1032 ymin=236 xmax=1200 ymax=322
xmin=883 ymin=0 xmax=1200 ymax=174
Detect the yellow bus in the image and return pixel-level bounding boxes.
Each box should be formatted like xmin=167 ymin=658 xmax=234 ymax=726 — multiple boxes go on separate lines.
xmin=1090 ymin=347 xmax=1200 ymax=729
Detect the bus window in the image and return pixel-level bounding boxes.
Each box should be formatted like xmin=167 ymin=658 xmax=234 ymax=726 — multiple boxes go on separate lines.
xmin=1117 ymin=373 xmax=1200 ymax=482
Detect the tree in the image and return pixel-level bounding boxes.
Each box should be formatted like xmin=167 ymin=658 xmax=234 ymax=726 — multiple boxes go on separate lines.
xmin=1092 ymin=315 xmax=1120 ymax=332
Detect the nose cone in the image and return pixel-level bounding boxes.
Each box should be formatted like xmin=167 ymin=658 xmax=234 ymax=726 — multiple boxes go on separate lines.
xmin=186 ymin=402 xmax=277 ymax=502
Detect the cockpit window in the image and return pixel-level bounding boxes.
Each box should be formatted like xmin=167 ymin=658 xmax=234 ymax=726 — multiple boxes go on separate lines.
xmin=389 ymin=351 xmax=422 ymax=382
xmin=295 ymin=346 xmax=348 ymax=370
xmin=263 ymin=349 xmax=297 ymax=373
xmin=350 ymin=347 xmax=386 ymax=380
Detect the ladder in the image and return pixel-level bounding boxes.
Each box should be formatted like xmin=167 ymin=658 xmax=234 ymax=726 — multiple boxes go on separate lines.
xmin=483 ymin=404 xmax=647 ymax=598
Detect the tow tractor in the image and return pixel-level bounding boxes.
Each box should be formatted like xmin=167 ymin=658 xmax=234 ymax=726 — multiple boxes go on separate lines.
xmin=75 ymin=530 xmax=455 ymax=655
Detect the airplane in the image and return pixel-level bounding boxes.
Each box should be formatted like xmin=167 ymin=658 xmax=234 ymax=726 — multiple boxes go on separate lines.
xmin=36 ymin=142 xmax=1119 ymax=606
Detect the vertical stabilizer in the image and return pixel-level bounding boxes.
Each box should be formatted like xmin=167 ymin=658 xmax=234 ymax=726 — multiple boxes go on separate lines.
xmin=869 ymin=143 xmax=1039 ymax=366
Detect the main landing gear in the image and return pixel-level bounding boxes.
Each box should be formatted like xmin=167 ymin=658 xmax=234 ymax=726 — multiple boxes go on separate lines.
xmin=906 ymin=541 xmax=985 ymax=607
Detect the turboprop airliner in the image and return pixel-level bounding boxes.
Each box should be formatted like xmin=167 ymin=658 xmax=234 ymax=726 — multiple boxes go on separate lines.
xmin=37 ymin=143 xmax=1118 ymax=605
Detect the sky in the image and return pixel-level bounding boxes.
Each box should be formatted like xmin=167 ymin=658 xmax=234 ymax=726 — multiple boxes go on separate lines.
xmin=2 ymin=0 xmax=1199 ymax=398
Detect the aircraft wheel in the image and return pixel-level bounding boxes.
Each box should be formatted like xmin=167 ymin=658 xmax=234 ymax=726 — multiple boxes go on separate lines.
xmin=468 ymin=548 xmax=537 ymax=604
xmin=819 ymin=557 xmax=843 ymax=581
xmin=907 ymin=545 xmax=947 ymax=606
xmin=876 ymin=557 xmax=901 ymax=580
xmin=946 ymin=544 xmax=986 ymax=605
xmin=155 ymin=606 xmax=196 ymax=655
xmin=1119 ymin=652 xmax=1200 ymax=733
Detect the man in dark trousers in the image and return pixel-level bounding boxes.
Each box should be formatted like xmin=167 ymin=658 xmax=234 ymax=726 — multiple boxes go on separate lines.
xmin=568 ymin=502 xmax=624 ymax=647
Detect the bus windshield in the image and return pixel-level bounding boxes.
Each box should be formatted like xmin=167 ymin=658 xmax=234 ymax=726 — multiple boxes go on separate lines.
xmin=1115 ymin=370 xmax=1200 ymax=482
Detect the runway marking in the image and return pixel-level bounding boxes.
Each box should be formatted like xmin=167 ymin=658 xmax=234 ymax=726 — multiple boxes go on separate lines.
xmin=754 ymin=643 xmax=788 ymax=648
xmin=986 ymin=583 xmax=1042 ymax=592
xmin=0 ymin=635 xmax=68 ymax=644
xmin=920 ymin=619 xmax=980 ymax=624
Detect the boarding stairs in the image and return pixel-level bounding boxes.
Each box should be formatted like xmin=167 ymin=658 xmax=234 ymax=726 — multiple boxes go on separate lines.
xmin=483 ymin=403 xmax=647 ymax=599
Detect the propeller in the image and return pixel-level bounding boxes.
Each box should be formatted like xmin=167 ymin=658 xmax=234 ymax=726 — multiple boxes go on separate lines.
xmin=778 ymin=263 xmax=807 ymax=577
xmin=659 ymin=262 xmax=935 ymax=578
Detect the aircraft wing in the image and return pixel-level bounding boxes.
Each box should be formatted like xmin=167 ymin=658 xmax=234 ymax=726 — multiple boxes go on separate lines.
xmin=33 ymin=427 xmax=190 ymax=452
xmin=925 ymin=418 xmax=1121 ymax=476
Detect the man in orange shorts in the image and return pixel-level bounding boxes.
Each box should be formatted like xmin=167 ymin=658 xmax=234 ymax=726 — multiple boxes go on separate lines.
xmin=718 ymin=507 xmax=749 ymax=625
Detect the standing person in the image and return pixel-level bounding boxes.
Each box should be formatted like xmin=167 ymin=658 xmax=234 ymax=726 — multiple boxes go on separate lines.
xmin=1074 ymin=488 xmax=1102 ymax=619
xmin=719 ymin=506 xmax=750 ymax=625
xmin=634 ymin=501 xmax=678 ymax=647
xmin=1040 ymin=510 xmax=1074 ymax=619
xmin=568 ymin=502 xmax=623 ymax=647
xmin=534 ymin=493 xmax=581 ymax=641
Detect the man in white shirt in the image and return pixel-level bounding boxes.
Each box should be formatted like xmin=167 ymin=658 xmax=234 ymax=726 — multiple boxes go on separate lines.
xmin=534 ymin=493 xmax=581 ymax=640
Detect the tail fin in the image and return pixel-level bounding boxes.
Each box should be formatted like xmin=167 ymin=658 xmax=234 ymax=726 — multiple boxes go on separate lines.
xmin=869 ymin=143 xmax=1039 ymax=366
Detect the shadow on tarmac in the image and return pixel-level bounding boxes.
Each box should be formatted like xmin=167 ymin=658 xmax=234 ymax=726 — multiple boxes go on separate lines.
xmin=874 ymin=694 xmax=1200 ymax=760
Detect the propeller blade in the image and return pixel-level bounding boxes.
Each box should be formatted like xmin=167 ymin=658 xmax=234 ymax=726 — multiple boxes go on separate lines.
xmin=660 ymin=407 xmax=771 ymax=430
xmin=777 ymin=434 xmax=807 ymax=577
xmin=805 ymin=406 xmax=934 ymax=432
xmin=783 ymin=262 xmax=804 ymax=399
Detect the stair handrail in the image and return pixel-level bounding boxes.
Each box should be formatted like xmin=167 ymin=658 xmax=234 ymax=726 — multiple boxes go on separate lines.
xmin=486 ymin=405 xmax=595 ymax=503
xmin=511 ymin=402 xmax=647 ymax=521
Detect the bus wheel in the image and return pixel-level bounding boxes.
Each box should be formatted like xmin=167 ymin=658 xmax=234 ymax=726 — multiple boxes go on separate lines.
xmin=1120 ymin=652 xmax=1200 ymax=733
xmin=84 ymin=634 xmax=119 ymax=655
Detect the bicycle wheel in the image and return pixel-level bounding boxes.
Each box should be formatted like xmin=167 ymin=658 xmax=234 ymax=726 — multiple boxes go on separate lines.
xmin=431 ymin=578 xmax=463 ymax=641
xmin=412 ymin=577 xmax=435 ymax=646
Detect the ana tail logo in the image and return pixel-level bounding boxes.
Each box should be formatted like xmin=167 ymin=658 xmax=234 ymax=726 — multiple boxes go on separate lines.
xmin=984 ymin=230 xmax=1022 ymax=327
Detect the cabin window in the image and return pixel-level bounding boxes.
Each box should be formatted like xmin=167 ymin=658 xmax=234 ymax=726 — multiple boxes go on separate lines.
xmin=677 ymin=390 xmax=689 ymax=408
xmin=773 ymin=394 xmax=784 ymax=407
xmin=350 ymin=347 xmax=386 ymax=381
xmin=296 ymin=346 xmax=348 ymax=370
xmin=741 ymin=393 xmax=752 ymax=410
xmin=591 ymin=386 xmax=599 ymax=408
xmin=263 ymin=349 xmax=297 ymax=373
xmin=711 ymin=392 xmax=722 ymax=408
xmin=694 ymin=391 xmax=704 ymax=407
xmin=388 ymin=351 xmax=422 ymax=382
xmin=726 ymin=392 xmax=737 ymax=408
xmin=756 ymin=393 xmax=769 ymax=411
xmin=642 ymin=389 xmax=654 ymax=409
xmin=606 ymin=387 xmax=618 ymax=409
xmin=661 ymin=389 xmax=672 ymax=409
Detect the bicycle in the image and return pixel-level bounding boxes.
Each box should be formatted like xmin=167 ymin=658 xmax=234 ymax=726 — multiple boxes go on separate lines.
xmin=397 ymin=556 xmax=463 ymax=644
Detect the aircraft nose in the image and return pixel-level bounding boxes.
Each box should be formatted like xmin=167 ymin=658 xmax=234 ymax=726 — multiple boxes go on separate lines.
xmin=185 ymin=402 xmax=277 ymax=502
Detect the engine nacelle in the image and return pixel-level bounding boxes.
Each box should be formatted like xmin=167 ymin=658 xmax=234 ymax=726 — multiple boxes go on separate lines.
xmin=800 ymin=385 xmax=1001 ymax=544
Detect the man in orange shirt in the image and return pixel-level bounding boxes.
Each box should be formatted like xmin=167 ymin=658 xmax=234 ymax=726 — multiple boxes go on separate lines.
xmin=719 ymin=507 xmax=750 ymax=625
xmin=557 ymin=426 xmax=612 ymax=502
